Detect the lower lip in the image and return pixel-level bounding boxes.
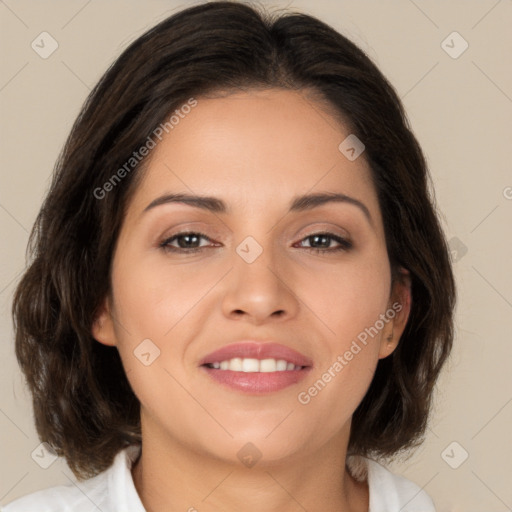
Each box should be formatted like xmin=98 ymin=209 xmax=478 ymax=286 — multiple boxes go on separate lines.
xmin=201 ymin=366 xmax=311 ymax=393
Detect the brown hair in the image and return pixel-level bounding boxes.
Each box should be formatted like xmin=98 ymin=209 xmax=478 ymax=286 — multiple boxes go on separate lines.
xmin=12 ymin=0 xmax=455 ymax=479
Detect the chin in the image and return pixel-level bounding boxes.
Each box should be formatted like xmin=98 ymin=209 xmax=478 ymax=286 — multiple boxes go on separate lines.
xmin=206 ymin=425 xmax=314 ymax=468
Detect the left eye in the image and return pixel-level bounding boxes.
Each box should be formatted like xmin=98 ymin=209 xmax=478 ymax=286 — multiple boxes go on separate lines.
xmin=296 ymin=232 xmax=353 ymax=253
xmin=159 ymin=231 xmax=352 ymax=254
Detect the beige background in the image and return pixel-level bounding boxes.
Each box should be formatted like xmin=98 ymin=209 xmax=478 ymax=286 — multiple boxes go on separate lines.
xmin=1 ymin=1 xmax=511 ymax=510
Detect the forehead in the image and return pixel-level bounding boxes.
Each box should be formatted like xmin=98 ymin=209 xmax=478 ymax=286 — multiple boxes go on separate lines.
xmin=127 ymin=88 xmax=381 ymax=223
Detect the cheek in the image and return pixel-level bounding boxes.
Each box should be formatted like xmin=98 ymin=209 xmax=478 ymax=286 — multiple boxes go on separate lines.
xmin=294 ymin=249 xmax=391 ymax=414
xmin=110 ymin=248 xmax=219 ymax=338
xmin=295 ymin=348 xmax=377 ymax=450
xmin=301 ymin=249 xmax=392 ymax=343
xmin=108 ymin=249 xmax=228 ymax=396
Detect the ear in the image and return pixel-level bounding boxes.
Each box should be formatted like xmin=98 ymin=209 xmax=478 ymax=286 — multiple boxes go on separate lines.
xmin=378 ymin=267 xmax=412 ymax=359
xmin=91 ymin=296 xmax=117 ymax=347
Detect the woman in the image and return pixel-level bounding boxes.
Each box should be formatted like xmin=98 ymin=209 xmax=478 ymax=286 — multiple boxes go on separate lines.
xmin=5 ymin=2 xmax=455 ymax=511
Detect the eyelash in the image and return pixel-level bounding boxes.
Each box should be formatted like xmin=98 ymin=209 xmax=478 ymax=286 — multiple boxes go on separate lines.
xmin=159 ymin=231 xmax=353 ymax=255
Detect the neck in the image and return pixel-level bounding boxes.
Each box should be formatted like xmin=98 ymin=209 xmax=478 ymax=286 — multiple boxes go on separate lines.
xmin=131 ymin=413 xmax=368 ymax=512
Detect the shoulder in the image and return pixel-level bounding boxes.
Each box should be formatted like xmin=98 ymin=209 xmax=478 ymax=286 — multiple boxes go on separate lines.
xmin=1 ymin=445 xmax=143 ymax=512
xmin=347 ymin=455 xmax=436 ymax=512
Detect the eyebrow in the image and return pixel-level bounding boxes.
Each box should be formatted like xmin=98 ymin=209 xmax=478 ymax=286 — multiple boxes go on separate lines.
xmin=142 ymin=192 xmax=373 ymax=225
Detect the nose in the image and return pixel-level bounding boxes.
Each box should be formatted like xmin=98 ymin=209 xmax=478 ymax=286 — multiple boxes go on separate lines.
xmin=221 ymin=245 xmax=300 ymax=325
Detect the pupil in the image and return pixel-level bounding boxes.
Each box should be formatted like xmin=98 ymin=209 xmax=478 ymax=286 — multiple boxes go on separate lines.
xmin=180 ymin=234 xmax=198 ymax=248
xmin=312 ymin=235 xmax=328 ymax=248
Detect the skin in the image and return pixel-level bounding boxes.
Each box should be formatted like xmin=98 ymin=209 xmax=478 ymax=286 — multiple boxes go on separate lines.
xmin=93 ymin=88 xmax=411 ymax=512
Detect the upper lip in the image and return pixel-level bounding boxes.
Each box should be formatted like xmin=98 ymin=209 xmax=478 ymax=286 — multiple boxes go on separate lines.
xmin=199 ymin=341 xmax=313 ymax=368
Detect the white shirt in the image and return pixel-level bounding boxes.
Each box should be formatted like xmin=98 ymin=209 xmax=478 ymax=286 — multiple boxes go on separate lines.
xmin=1 ymin=445 xmax=435 ymax=511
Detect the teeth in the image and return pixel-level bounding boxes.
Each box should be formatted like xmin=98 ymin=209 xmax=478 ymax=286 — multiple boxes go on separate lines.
xmin=229 ymin=357 xmax=243 ymax=371
xmin=242 ymin=358 xmax=259 ymax=372
xmin=260 ymin=358 xmax=276 ymax=372
xmin=207 ymin=357 xmax=302 ymax=372
xmin=276 ymin=359 xmax=287 ymax=371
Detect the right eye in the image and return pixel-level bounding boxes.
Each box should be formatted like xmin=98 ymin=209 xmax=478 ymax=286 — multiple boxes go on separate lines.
xmin=159 ymin=231 xmax=217 ymax=253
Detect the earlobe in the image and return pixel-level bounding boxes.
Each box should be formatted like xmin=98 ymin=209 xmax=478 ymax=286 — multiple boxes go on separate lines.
xmin=378 ymin=329 xmax=399 ymax=359
xmin=91 ymin=297 xmax=117 ymax=347
xmin=378 ymin=267 xmax=412 ymax=359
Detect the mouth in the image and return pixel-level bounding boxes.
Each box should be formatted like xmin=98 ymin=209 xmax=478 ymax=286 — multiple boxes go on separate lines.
xmin=199 ymin=341 xmax=313 ymax=394
xmin=204 ymin=357 xmax=305 ymax=372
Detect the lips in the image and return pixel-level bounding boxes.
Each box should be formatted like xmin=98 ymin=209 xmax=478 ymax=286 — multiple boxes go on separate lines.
xmin=199 ymin=341 xmax=313 ymax=394
xmin=199 ymin=341 xmax=313 ymax=368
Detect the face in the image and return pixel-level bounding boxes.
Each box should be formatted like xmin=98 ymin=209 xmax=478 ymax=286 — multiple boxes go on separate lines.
xmin=93 ymin=88 xmax=411 ymax=465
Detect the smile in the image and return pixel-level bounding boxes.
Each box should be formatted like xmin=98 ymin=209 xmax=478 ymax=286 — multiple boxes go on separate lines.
xmin=204 ymin=357 xmax=305 ymax=372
